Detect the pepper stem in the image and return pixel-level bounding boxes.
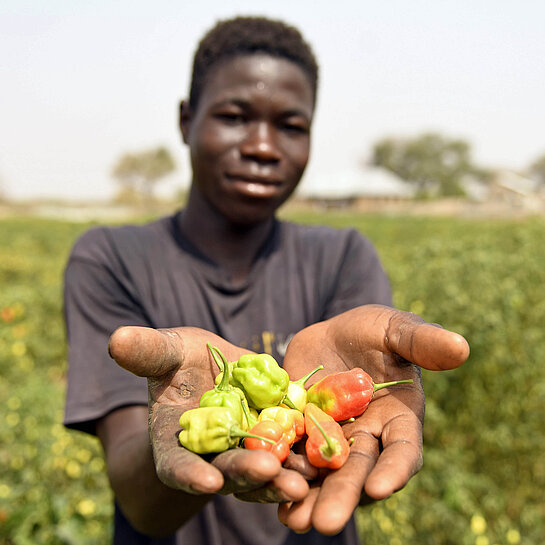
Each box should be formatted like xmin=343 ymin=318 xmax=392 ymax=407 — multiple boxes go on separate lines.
xmin=373 ymin=379 xmax=414 ymax=393
xmin=238 ymin=391 xmax=257 ymax=429
xmin=281 ymin=395 xmax=299 ymax=410
xmin=308 ymin=413 xmax=339 ymax=460
xmin=208 ymin=344 xmax=231 ymax=392
xmin=230 ymin=427 xmax=276 ymax=445
xmin=293 ymin=365 xmax=324 ymax=387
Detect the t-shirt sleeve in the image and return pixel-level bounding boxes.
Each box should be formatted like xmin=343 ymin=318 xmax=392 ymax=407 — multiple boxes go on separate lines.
xmin=321 ymin=229 xmax=393 ymax=320
xmin=63 ymin=228 xmax=149 ymax=435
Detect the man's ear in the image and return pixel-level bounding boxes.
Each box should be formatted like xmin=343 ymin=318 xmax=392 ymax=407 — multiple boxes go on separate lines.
xmin=179 ymin=100 xmax=192 ymax=144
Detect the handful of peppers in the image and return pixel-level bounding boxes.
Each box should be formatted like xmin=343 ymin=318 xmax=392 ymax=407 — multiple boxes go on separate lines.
xmin=178 ymin=344 xmax=413 ymax=469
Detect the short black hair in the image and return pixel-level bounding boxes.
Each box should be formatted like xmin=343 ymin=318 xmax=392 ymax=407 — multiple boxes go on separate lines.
xmin=188 ymin=16 xmax=319 ymax=109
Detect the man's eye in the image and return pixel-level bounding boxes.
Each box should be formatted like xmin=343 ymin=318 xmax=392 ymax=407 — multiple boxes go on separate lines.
xmin=282 ymin=123 xmax=308 ymax=134
xmin=216 ymin=113 xmax=245 ymax=124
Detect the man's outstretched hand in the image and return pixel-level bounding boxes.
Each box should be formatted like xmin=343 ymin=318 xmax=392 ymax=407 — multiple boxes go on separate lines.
xmin=107 ymin=326 xmax=310 ymax=504
xmin=277 ymin=304 xmax=469 ymax=535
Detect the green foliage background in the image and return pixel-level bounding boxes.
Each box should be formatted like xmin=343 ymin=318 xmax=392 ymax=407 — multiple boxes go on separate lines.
xmin=1 ymin=212 xmax=544 ymax=544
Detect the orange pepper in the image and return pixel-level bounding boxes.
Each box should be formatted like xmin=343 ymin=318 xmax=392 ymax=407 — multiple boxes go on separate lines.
xmin=258 ymin=406 xmax=305 ymax=446
xmin=305 ymin=416 xmax=350 ymax=469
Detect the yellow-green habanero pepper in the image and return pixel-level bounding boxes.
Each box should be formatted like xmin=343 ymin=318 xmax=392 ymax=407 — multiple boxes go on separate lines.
xmin=232 ymin=353 xmax=289 ymax=410
xmin=178 ymin=407 xmax=275 ymax=454
xmin=200 ymin=344 xmax=254 ymax=429
xmin=281 ymin=365 xmax=324 ymax=412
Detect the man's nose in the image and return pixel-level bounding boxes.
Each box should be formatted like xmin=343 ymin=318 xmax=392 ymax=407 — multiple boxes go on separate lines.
xmin=240 ymin=122 xmax=281 ymax=163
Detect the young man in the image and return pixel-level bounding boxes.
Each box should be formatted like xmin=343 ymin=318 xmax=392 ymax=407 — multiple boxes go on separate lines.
xmin=64 ymin=16 xmax=469 ymax=545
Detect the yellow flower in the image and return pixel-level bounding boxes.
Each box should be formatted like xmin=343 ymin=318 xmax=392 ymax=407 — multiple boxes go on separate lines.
xmin=65 ymin=460 xmax=82 ymax=479
xmin=11 ymin=341 xmax=27 ymax=357
xmin=506 ymin=529 xmax=521 ymax=544
xmin=89 ymin=457 xmax=105 ymax=473
xmin=471 ymin=514 xmax=487 ymax=535
xmin=410 ymin=300 xmax=425 ymax=315
xmin=0 ymin=484 xmax=11 ymax=498
xmin=476 ymin=536 xmax=489 ymax=545
xmin=77 ymin=499 xmax=96 ymax=517
xmin=76 ymin=449 xmax=92 ymax=464
xmin=379 ymin=517 xmax=394 ymax=533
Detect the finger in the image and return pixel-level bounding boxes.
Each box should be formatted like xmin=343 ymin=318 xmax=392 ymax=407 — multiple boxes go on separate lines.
xmin=310 ymin=426 xmax=380 ymax=535
xmin=109 ymin=325 xmax=228 ymax=378
xmin=109 ymin=326 xmax=186 ymax=378
xmin=155 ymin=443 xmax=225 ymax=494
xmin=235 ymin=468 xmax=310 ymax=504
xmin=277 ymin=486 xmax=320 ymax=533
xmin=151 ymin=404 xmax=224 ymax=494
xmin=364 ymin=410 xmax=423 ymax=499
xmin=211 ymin=449 xmax=282 ymax=495
xmin=283 ymin=451 xmax=320 ymax=481
xmin=384 ymin=309 xmax=470 ymax=370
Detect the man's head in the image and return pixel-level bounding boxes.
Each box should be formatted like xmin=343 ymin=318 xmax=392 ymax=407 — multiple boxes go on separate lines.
xmin=180 ymin=17 xmax=318 ymax=225
xmin=188 ymin=16 xmax=319 ymax=111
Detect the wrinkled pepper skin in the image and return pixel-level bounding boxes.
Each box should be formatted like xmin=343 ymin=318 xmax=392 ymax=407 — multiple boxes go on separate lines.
xmin=232 ymin=353 xmax=289 ymax=410
xmin=179 ymin=406 xmax=275 ymax=454
xmin=306 ymin=368 xmax=413 ymax=421
xmin=179 ymin=407 xmax=244 ymax=454
xmin=258 ymin=406 xmax=305 ymax=446
xmin=199 ymin=388 xmax=245 ymax=427
xmin=200 ymin=344 xmax=251 ymax=429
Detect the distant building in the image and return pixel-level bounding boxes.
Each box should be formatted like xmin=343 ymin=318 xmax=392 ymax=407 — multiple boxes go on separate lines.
xmin=297 ymin=167 xmax=414 ymax=209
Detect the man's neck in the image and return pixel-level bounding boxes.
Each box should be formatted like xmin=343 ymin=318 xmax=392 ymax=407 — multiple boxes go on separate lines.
xmin=178 ymin=188 xmax=275 ymax=284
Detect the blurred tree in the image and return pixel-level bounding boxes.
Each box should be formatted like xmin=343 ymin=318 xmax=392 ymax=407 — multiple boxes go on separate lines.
xmin=112 ymin=147 xmax=176 ymax=202
xmin=370 ymin=132 xmax=486 ymax=197
xmin=528 ymin=152 xmax=545 ymax=188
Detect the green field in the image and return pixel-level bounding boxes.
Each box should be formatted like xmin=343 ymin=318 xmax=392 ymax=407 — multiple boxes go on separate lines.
xmin=1 ymin=211 xmax=544 ymax=545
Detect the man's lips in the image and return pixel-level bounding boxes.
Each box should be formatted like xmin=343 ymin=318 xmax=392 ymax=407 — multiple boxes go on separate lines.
xmin=225 ymin=173 xmax=283 ymax=197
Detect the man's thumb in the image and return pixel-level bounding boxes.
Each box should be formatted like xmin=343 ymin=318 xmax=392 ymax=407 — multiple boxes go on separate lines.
xmin=108 ymin=326 xmax=184 ymax=378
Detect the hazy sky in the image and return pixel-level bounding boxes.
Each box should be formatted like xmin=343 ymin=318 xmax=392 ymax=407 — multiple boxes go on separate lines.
xmin=1 ymin=0 xmax=544 ymax=201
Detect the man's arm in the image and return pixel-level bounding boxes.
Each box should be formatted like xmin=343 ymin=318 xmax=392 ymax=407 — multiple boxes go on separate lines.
xmin=96 ymin=405 xmax=213 ymax=537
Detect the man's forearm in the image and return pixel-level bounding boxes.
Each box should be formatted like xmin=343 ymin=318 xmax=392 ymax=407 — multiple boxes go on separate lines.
xmin=98 ymin=406 xmax=212 ymax=537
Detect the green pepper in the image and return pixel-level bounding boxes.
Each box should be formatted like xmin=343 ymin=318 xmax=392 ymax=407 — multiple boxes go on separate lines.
xmin=232 ymin=353 xmax=289 ymax=410
xmin=201 ymin=344 xmax=255 ymax=429
xmin=178 ymin=406 xmax=275 ymax=454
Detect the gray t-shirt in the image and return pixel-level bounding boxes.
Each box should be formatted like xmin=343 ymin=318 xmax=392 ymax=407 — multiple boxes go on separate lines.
xmin=64 ymin=211 xmax=392 ymax=545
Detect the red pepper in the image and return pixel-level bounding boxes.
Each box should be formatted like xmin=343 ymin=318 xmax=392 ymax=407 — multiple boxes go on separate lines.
xmin=304 ymin=411 xmax=350 ymax=469
xmin=306 ymin=368 xmax=413 ymax=421
xmin=244 ymin=420 xmax=291 ymax=462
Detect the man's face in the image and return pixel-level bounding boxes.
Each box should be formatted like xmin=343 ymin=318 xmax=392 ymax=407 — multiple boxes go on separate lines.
xmin=182 ymin=54 xmax=314 ymax=225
